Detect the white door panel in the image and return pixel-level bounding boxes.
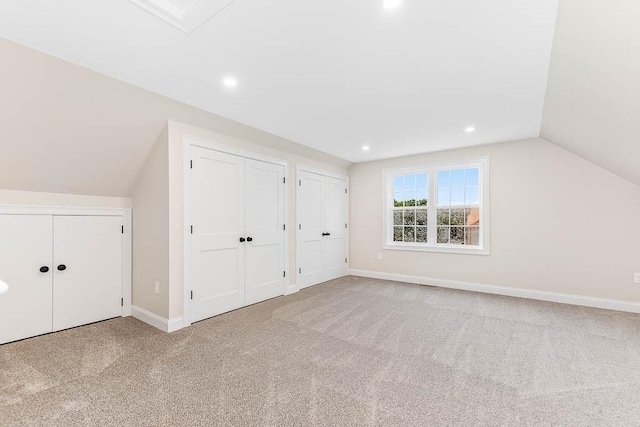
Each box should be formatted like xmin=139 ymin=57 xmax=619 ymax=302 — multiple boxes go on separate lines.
xmin=297 ymin=171 xmax=348 ymax=289
xmin=53 ymin=216 xmax=123 ymax=332
xmin=244 ymin=159 xmax=285 ymax=305
xmin=298 ymin=171 xmax=326 ymax=288
xmin=0 ymin=215 xmax=53 ymax=345
xmin=324 ymin=177 xmax=347 ymax=280
xmin=191 ymin=147 xmax=245 ymax=322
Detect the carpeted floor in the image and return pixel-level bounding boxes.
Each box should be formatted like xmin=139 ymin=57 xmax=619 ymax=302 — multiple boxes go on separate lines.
xmin=2 ymin=276 xmax=640 ymax=426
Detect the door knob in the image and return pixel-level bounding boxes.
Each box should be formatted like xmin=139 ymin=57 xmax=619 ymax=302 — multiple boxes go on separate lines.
xmin=39 ymin=266 xmax=50 ymax=273
xmin=322 ymin=233 xmax=331 ymax=236
xmin=57 ymin=264 xmax=67 ymax=271
xmin=247 ymin=237 xmax=253 ymax=242
xmin=239 ymin=237 xmax=246 ymax=243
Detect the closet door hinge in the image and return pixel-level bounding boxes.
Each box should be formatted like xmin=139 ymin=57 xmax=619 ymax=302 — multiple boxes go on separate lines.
xmin=190 ymin=225 xmax=193 ymax=234
xmin=190 ymin=160 xmax=193 ymax=169
xmin=283 ymin=177 xmax=286 ymax=184
xmin=299 ymin=268 xmax=302 ymax=274
xmin=283 ymin=224 xmax=286 ymax=231
xmin=345 ymin=188 xmax=348 ymax=194
xmin=121 ymin=298 xmax=124 ymax=307
xmin=345 ymin=223 xmax=348 ymax=229
xmin=298 ymin=224 xmax=301 ymax=230
xmin=191 ymin=291 xmax=194 ymax=300
xmin=345 ymin=258 xmax=348 ymax=264
xmin=299 ymin=180 xmax=302 ymax=186
xmin=121 ymin=225 xmax=124 ymax=234
xmin=283 ymin=271 xmax=286 ymax=278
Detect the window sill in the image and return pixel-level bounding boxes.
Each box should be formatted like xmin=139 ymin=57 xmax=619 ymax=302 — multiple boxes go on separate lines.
xmin=383 ymin=242 xmax=490 ymax=256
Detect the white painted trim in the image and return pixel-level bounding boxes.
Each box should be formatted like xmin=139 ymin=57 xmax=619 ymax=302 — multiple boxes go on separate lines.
xmin=0 ymin=205 xmax=133 ymax=317
xmin=128 ymin=0 xmax=234 ymax=33
xmin=183 ymin=135 xmax=290 ymax=327
xmin=131 ymin=306 xmax=185 ymax=333
xmin=285 ymin=283 xmax=299 ymax=296
xmin=348 ymin=269 xmax=640 ymax=314
xmin=295 ymin=165 xmax=350 ymax=289
xmin=382 ymin=156 xmax=490 ymax=255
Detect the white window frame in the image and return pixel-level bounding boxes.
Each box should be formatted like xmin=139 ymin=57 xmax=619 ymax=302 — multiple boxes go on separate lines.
xmin=382 ymin=157 xmax=490 ymax=255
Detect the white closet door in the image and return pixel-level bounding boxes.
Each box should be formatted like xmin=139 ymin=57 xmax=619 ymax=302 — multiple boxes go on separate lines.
xmin=324 ymin=176 xmax=348 ymax=281
xmin=0 ymin=215 xmax=53 ymax=344
xmin=297 ymin=171 xmax=326 ymax=289
xmin=244 ymin=159 xmax=285 ymax=305
xmin=191 ymin=147 xmax=245 ymax=322
xmin=52 ymin=216 xmax=123 ymax=331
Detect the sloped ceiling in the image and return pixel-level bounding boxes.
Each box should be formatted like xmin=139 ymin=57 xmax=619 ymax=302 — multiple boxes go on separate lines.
xmin=0 ymin=38 xmax=350 ymax=197
xmin=541 ymin=0 xmax=640 ymax=186
xmin=0 ymin=0 xmax=559 ymax=163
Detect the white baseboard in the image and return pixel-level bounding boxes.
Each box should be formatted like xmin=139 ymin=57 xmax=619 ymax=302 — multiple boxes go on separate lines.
xmin=348 ymin=269 xmax=640 ymax=314
xmin=285 ymin=283 xmax=299 ymax=296
xmin=131 ymin=306 xmax=185 ymax=333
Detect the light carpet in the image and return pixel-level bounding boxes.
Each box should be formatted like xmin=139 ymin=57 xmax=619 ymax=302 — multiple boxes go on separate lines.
xmin=2 ymin=276 xmax=640 ymax=426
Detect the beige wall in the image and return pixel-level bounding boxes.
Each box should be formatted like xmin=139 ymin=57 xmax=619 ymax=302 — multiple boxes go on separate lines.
xmin=0 ymin=189 xmax=131 ymax=208
xmin=349 ymin=138 xmax=640 ymax=302
xmin=0 ymin=37 xmax=351 ymax=198
xmin=541 ymin=0 xmax=640 ymax=186
xmin=132 ymin=127 xmax=170 ymax=318
xmin=166 ymin=121 xmax=349 ymax=319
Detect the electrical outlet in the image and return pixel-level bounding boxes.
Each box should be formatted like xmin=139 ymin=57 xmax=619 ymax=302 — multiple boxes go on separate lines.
xmin=377 ymin=253 xmax=383 ymax=260
xmin=635 ymin=274 xmax=640 ymax=284
xmin=154 ymin=281 xmax=160 ymax=294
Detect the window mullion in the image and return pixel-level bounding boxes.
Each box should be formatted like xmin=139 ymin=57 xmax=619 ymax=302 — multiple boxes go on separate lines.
xmin=428 ymin=169 xmax=437 ymax=245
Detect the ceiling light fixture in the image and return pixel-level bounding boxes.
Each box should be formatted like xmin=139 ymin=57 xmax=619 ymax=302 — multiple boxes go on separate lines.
xmin=383 ymin=0 xmax=402 ymax=10
xmin=465 ymin=126 xmax=476 ymax=133
xmin=223 ymin=77 xmax=238 ymax=88
xmin=362 ymin=145 xmax=371 ymax=151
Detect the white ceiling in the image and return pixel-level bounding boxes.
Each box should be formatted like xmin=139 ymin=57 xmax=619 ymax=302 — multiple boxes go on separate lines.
xmin=0 ymin=0 xmax=559 ymax=163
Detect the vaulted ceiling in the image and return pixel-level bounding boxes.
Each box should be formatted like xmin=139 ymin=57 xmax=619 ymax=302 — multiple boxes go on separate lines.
xmin=0 ymin=0 xmax=558 ymax=163
xmin=0 ymin=0 xmax=638 ymax=196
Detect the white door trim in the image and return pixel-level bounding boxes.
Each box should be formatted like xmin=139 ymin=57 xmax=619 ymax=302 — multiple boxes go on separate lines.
xmin=0 ymin=206 xmax=132 ymax=316
xmin=295 ymin=165 xmax=350 ymax=289
xmin=183 ymin=135 xmax=290 ymax=327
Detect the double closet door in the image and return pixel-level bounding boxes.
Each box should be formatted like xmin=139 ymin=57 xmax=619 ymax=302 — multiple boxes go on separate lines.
xmin=297 ymin=170 xmax=348 ymax=289
xmin=190 ymin=146 xmax=286 ymax=323
xmin=0 ymin=215 xmax=123 ymax=345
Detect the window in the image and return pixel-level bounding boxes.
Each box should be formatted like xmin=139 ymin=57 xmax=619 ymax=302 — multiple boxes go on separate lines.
xmin=384 ymin=158 xmax=489 ymax=254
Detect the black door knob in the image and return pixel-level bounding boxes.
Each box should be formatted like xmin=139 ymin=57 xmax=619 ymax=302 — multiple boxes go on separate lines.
xmin=239 ymin=237 xmax=246 ymax=243
xmin=39 ymin=266 xmax=50 ymax=273
xmin=57 ymin=264 xmax=67 ymax=271
xmin=322 ymin=233 xmax=331 ymax=236
xmin=246 ymin=237 xmax=253 ymax=242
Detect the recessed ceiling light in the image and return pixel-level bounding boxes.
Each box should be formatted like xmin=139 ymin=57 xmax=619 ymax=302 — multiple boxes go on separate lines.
xmin=465 ymin=126 xmax=476 ymax=133
xmin=223 ymin=77 xmax=238 ymax=88
xmin=383 ymin=0 xmax=402 ymax=10
xmin=362 ymin=145 xmax=371 ymax=151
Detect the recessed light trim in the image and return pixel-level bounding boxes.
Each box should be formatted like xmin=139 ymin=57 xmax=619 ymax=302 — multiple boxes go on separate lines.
xmin=223 ymin=77 xmax=238 ymax=88
xmin=465 ymin=126 xmax=476 ymax=133
xmin=362 ymin=145 xmax=371 ymax=151
xmin=383 ymin=0 xmax=402 ymax=10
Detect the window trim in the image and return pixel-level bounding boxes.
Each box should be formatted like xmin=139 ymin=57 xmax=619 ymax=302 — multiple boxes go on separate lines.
xmin=382 ymin=157 xmax=490 ymax=255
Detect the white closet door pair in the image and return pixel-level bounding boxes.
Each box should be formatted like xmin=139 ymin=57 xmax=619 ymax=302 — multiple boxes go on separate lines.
xmin=190 ymin=147 xmax=285 ymax=323
xmin=0 ymin=215 xmax=123 ymax=345
xmin=297 ymin=170 xmax=348 ymax=289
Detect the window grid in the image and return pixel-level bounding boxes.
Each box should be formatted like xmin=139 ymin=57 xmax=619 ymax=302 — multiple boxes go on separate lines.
xmin=387 ymin=164 xmax=485 ymax=250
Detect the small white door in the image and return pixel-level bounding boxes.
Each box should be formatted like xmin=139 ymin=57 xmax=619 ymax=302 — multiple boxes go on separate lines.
xmin=52 ymin=216 xmax=123 ymax=331
xmin=324 ymin=176 xmax=348 ymax=281
xmin=0 ymin=215 xmax=53 ymax=345
xmin=244 ymin=159 xmax=285 ymax=305
xmin=191 ymin=147 xmax=245 ymax=322
xmin=297 ymin=171 xmax=326 ymax=289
